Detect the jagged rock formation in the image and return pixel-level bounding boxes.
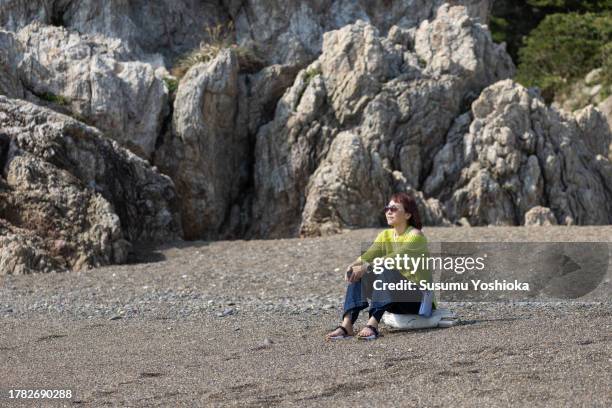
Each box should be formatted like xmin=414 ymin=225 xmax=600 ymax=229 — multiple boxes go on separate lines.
xmin=0 ymin=97 xmax=182 ymax=274
xmin=555 ymin=69 xmax=611 ymax=112
xmin=524 ymin=206 xmax=558 ymax=226
xmin=155 ymin=49 xmax=247 ymax=240
xmin=424 ymin=80 xmax=612 ymax=226
xmin=1 ymin=0 xmax=493 ymax=244
xmin=0 ymin=0 xmax=226 ymax=60
xmin=0 ymin=30 xmax=23 ymax=98
xmin=600 ymin=96 xmax=612 ymax=143
xmin=2 ymin=0 xmax=612 ymax=273
xmin=0 ymin=22 xmax=168 ymax=160
xmin=227 ymin=0 xmax=492 ymax=66
xmin=153 ymin=50 xmax=300 ymax=239
xmin=252 ymin=5 xmax=514 ymax=237
xmin=0 ymin=0 xmax=491 ymax=65
xmin=554 ymin=68 xmax=612 ymax=150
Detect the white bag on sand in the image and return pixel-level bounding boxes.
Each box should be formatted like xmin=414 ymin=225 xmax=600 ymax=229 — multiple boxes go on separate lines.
xmin=382 ymin=308 xmax=458 ymax=330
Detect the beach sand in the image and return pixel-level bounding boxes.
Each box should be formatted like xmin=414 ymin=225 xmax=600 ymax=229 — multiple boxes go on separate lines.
xmin=1 ymin=227 xmax=611 ymax=406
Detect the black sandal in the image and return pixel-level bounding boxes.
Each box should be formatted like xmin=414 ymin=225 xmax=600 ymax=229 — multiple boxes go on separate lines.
xmin=357 ymin=324 xmax=380 ymax=340
xmin=326 ymin=325 xmax=353 ymax=341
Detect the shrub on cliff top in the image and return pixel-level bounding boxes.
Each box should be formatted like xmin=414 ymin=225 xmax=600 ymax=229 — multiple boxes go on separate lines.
xmin=516 ymin=11 xmax=612 ymax=102
xmin=171 ymin=22 xmax=263 ymax=79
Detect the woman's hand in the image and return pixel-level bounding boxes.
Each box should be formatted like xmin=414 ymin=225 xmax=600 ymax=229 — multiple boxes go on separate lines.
xmin=344 ymin=265 xmax=353 ymax=282
xmin=346 ymin=263 xmax=367 ymax=283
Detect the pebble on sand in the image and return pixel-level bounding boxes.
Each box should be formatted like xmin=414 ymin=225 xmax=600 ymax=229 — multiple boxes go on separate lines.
xmin=217 ymin=308 xmax=235 ymax=317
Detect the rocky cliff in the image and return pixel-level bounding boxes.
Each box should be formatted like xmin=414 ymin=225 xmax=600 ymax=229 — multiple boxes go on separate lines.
xmin=1 ymin=0 xmax=611 ymax=273
xmin=0 ymin=97 xmax=182 ymax=274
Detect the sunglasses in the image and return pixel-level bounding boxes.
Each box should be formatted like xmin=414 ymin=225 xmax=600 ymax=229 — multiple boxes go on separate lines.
xmin=384 ymin=205 xmax=402 ymax=213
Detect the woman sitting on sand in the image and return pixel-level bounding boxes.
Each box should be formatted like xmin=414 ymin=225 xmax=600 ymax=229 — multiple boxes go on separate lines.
xmin=325 ymin=192 xmax=435 ymax=341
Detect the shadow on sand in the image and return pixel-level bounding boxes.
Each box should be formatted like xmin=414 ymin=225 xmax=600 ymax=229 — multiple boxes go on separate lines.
xmin=125 ymin=239 xmax=211 ymax=264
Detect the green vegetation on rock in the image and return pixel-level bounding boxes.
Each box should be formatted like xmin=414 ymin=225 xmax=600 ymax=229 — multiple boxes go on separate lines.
xmin=516 ymin=12 xmax=612 ymax=102
xmin=491 ymin=1 xmax=612 ymax=104
xmin=526 ymin=1 xmax=612 ymax=12
xmin=163 ymin=77 xmax=179 ymax=94
xmin=304 ymin=67 xmax=321 ymax=84
xmin=171 ymin=22 xmax=263 ymax=79
xmin=39 ymin=91 xmax=70 ymax=106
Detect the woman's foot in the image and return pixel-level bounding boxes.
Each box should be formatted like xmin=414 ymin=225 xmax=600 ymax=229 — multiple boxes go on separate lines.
xmin=325 ymin=314 xmax=354 ymax=340
xmin=357 ymin=316 xmax=381 ymax=340
xmin=356 ymin=324 xmax=380 ymax=340
xmin=325 ymin=324 xmax=354 ymax=340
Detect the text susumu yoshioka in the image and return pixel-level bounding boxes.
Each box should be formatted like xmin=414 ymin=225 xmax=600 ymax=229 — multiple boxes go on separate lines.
xmin=370 ymin=253 xmax=531 ymax=291
xmin=373 ymin=279 xmax=530 ymax=291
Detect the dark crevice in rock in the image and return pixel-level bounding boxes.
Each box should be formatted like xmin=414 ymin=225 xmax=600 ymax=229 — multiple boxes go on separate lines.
xmin=220 ymin=76 xmax=252 ymax=240
xmin=155 ymin=97 xmax=174 ymax=154
xmin=460 ymin=90 xmax=480 ymax=115
xmin=49 ymin=10 xmax=65 ymax=28
xmin=216 ymin=65 xmax=301 ymax=239
xmin=50 ymin=0 xmax=74 ymax=28
xmin=0 ymin=132 xmax=10 ymax=175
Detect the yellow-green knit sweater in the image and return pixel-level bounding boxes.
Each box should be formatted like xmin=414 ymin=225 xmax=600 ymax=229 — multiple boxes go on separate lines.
xmin=357 ymin=226 xmax=436 ymax=307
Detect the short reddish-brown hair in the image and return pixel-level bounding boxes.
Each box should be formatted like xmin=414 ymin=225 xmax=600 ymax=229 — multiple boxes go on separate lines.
xmin=390 ymin=192 xmax=422 ymax=230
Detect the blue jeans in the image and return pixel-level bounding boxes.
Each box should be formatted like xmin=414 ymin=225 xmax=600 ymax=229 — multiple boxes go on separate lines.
xmin=342 ymin=267 xmax=432 ymax=323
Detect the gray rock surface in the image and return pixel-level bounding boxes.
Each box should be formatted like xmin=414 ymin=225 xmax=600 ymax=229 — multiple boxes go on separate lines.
xmin=0 ymin=0 xmax=51 ymax=31
xmin=0 ymin=0 xmax=504 ymax=246
xmin=524 ymin=206 xmax=558 ymax=226
xmin=154 ymin=53 xmax=300 ymax=240
xmin=0 ymin=22 xmax=169 ymax=160
xmin=0 ymin=153 xmax=126 ymax=274
xmin=227 ymin=0 xmax=492 ymax=66
xmin=425 ymin=80 xmax=612 ymax=226
xmin=1 ymin=0 xmax=491 ymax=66
xmin=555 ymin=68 xmax=612 ymax=117
xmin=0 ymin=30 xmax=24 ymax=98
xmin=0 ymin=96 xmax=182 ymax=274
xmin=0 ymin=0 xmax=226 ymax=61
xmin=253 ymin=5 xmax=514 ymax=237
xmin=156 ymin=49 xmax=246 ymax=240
xmin=3 ymin=0 xmax=612 ymax=269
xmin=599 ymin=95 xmax=612 ymax=151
